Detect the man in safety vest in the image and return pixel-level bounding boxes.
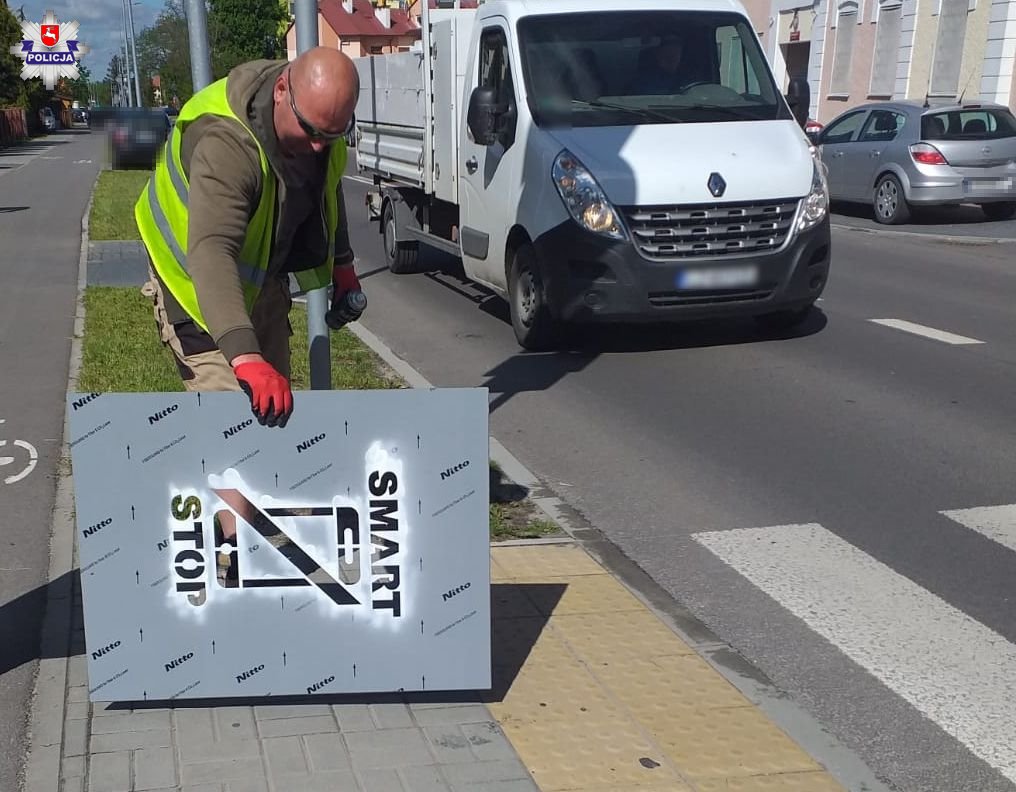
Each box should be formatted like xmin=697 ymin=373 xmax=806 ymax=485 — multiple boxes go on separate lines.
xmin=135 ymin=47 xmax=362 ymax=429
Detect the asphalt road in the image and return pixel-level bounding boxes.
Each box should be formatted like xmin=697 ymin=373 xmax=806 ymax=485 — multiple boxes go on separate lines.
xmin=831 ymin=200 xmax=1016 ymax=239
xmin=0 ymin=131 xmax=102 ymax=792
xmin=343 ymin=171 xmax=1016 ymax=792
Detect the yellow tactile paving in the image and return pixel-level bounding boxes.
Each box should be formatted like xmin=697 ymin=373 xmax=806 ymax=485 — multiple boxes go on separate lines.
xmin=695 ymin=772 xmax=848 ymax=791
xmin=491 ymin=543 xmax=608 ymax=579
xmin=487 ymin=543 xmax=847 ymax=792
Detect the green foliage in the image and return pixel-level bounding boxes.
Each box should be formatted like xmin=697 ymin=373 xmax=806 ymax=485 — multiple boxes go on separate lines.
xmin=65 ymin=62 xmax=92 ymax=104
xmin=208 ymin=0 xmax=288 ymax=78
xmin=0 ymin=1 xmax=27 ymax=106
xmin=134 ymin=0 xmax=192 ymax=105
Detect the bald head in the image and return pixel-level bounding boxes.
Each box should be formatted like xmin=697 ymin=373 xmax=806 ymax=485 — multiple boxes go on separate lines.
xmin=273 ymin=47 xmax=359 ymax=157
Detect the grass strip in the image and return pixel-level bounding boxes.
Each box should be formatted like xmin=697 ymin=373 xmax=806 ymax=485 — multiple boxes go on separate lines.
xmin=87 ymin=170 xmax=151 ymax=241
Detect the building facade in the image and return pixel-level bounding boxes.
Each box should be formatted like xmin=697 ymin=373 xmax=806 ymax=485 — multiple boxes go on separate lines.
xmin=740 ymin=0 xmax=1016 ymax=122
xmin=285 ymin=0 xmax=419 ymax=61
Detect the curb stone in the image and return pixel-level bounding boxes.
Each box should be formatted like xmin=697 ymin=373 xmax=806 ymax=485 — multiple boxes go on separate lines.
xmin=831 ymin=221 xmax=1016 ymax=246
xmin=21 ymin=173 xmax=98 ymax=792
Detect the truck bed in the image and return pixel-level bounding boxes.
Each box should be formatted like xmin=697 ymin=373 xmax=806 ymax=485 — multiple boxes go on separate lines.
xmin=354 ymin=51 xmax=426 ymax=189
xmin=353 ymin=9 xmax=474 ymax=203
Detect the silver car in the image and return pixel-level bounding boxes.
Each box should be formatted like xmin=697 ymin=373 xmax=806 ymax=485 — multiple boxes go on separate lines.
xmin=812 ymin=101 xmax=1016 ymax=224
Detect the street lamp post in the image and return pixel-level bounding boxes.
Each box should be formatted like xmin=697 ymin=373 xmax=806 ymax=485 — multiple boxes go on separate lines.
xmin=119 ymin=0 xmax=133 ymax=106
xmin=184 ymin=0 xmax=213 ymax=92
xmin=125 ymin=0 xmax=142 ymax=106
xmin=293 ymin=0 xmax=331 ymax=390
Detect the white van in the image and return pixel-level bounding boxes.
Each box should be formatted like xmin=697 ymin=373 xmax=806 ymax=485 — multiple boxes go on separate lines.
xmin=355 ymin=0 xmax=830 ymax=349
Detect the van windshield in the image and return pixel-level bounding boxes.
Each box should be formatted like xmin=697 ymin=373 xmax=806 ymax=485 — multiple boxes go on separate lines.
xmin=517 ymin=11 xmax=790 ymax=128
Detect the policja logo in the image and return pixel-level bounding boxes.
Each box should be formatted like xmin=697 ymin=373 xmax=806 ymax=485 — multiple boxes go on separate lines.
xmin=10 ymin=10 xmax=89 ymax=90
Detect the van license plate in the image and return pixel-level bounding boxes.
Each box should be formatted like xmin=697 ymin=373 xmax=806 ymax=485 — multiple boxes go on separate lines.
xmin=678 ymin=266 xmax=758 ymax=290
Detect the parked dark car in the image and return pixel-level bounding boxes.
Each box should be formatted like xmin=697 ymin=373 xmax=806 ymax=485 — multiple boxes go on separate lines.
xmin=105 ymin=108 xmax=171 ymax=169
xmin=812 ymin=101 xmax=1016 ymax=224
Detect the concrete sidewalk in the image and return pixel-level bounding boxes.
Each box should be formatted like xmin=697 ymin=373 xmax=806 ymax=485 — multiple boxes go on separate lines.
xmin=23 ymin=231 xmax=865 ymax=792
xmin=35 ymin=540 xmax=851 ymax=792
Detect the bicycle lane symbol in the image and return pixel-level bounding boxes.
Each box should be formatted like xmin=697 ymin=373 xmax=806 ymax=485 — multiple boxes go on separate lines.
xmin=0 ymin=419 xmax=39 ymax=485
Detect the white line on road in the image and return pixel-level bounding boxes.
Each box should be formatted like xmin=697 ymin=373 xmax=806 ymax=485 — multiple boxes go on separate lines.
xmin=0 ymin=438 xmax=38 ymax=484
xmin=942 ymin=504 xmax=1016 ymax=555
xmin=693 ymin=522 xmax=1016 ymax=784
xmin=869 ymin=318 xmax=984 ymax=345
xmin=344 ymin=175 xmax=374 ymax=186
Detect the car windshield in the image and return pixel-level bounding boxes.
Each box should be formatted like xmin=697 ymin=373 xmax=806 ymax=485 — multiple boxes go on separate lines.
xmin=517 ymin=11 xmax=789 ymax=128
xmin=921 ymin=108 xmax=1016 ymax=141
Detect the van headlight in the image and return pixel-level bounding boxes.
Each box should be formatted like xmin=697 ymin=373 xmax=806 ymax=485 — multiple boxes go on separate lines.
xmin=798 ymin=159 xmax=829 ymax=232
xmin=552 ymin=149 xmax=627 ymax=240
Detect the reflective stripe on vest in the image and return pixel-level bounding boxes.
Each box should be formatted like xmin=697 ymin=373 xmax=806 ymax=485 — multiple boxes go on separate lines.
xmin=134 ymin=75 xmax=346 ymax=332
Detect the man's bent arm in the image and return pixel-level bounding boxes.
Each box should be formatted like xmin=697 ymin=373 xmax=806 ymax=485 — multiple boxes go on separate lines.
xmin=185 ymin=127 xmax=264 ymax=363
xmin=333 ymin=179 xmax=355 ymax=268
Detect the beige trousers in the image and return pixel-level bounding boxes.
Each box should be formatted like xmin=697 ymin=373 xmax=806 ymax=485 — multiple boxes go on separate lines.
xmin=144 ymin=266 xmax=292 ymax=391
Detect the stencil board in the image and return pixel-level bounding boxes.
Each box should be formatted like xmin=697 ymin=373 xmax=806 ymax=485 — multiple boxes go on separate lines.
xmin=66 ymin=388 xmax=490 ymax=702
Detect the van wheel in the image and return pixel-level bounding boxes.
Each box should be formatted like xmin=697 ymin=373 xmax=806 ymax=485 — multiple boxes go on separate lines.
xmin=509 ymin=244 xmax=559 ymax=350
xmin=873 ymin=174 xmax=910 ymax=225
xmin=382 ymin=201 xmax=419 ymax=274
xmin=982 ymin=202 xmax=1016 ymax=221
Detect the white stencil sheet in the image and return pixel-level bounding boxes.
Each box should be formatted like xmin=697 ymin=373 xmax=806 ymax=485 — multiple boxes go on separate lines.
xmin=66 ymin=388 xmax=490 ymax=702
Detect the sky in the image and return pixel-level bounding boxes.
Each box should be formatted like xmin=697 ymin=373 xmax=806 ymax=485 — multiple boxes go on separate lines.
xmin=17 ymin=0 xmax=162 ymax=82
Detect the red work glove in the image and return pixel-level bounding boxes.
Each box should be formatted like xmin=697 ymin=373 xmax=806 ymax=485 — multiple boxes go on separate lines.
xmin=326 ymin=263 xmax=366 ymax=330
xmin=233 ymin=361 xmax=293 ymax=428
xmin=333 ymin=263 xmax=361 ymax=298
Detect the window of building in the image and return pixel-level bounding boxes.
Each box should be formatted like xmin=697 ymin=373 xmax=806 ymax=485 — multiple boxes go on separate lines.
xmin=869 ymin=3 xmax=903 ymax=97
xmin=829 ymin=8 xmax=857 ymax=95
xmin=929 ymin=0 xmax=969 ymax=96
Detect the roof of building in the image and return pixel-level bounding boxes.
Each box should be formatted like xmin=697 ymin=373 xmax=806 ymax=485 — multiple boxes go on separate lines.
xmin=320 ymin=0 xmax=419 ymax=38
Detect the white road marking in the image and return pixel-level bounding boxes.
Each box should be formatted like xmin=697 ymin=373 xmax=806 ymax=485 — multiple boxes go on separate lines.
xmin=869 ymin=318 xmax=984 ymax=345
xmin=344 ymin=175 xmax=374 ymax=186
xmin=0 ymin=438 xmax=38 ymax=484
xmin=693 ymin=522 xmax=1016 ymax=783
xmin=942 ymin=504 xmax=1016 ymax=554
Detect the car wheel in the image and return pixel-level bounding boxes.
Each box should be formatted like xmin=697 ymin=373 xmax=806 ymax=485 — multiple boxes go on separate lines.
xmin=382 ymin=201 xmax=418 ymax=274
xmin=755 ymin=303 xmax=815 ymax=331
xmin=981 ymin=202 xmax=1016 ymax=221
xmin=509 ymin=244 xmax=559 ymax=351
xmin=873 ymin=174 xmax=911 ymax=225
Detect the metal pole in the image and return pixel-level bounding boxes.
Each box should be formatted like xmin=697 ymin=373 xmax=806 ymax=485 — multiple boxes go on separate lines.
xmin=294 ymin=0 xmax=331 ymax=390
xmin=184 ymin=0 xmax=214 ymax=92
xmin=120 ymin=0 xmax=133 ymax=106
xmin=126 ymin=0 xmax=143 ymax=106
xmin=121 ymin=46 xmax=131 ymax=107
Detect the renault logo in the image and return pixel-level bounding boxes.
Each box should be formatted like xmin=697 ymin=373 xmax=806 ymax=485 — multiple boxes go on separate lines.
xmin=708 ymin=172 xmax=726 ymax=198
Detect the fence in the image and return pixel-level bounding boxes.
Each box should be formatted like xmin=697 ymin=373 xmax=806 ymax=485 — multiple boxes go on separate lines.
xmin=0 ymin=108 xmax=29 ymax=148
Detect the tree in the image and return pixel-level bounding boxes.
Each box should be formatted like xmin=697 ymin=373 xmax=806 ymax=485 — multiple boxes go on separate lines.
xmin=208 ymin=0 xmax=287 ymax=78
xmin=65 ymin=62 xmax=93 ymax=105
xmin=0 ymin=0 xmax=26 ymax=105
xmin=135 ymin=0 xmax=192 ymax=104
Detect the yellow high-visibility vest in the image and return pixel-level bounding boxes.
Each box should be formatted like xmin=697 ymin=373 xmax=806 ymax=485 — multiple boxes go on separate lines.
xmin=134 ymin=77 xmax=346 ymax=332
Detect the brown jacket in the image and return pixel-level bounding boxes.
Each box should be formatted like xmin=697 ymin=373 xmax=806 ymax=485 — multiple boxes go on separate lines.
xmin=161 ymin=60 xmax=354 ymax=363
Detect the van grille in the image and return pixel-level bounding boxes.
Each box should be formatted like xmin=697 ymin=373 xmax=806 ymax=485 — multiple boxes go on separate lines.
xmin=623 ymin=199 xmax=800 ymax=260
xmin=648 ymin=288 xmax=774 ymax=307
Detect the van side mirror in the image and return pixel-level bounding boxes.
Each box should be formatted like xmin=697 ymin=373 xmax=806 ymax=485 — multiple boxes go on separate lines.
xmin=786 ymin=77 xmax=810 ymax=129
xmin=467 ymin=86 xmax=499 ymax=146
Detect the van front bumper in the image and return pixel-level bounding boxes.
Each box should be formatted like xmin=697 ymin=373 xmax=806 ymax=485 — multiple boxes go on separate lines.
xmin=533 ymin=217 xmax=831 ymax=322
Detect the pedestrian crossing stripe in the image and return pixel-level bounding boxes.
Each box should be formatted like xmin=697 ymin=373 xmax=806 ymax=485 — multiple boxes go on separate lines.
xmin=692 ymin=521 xmax=1016 ymax=785
xmin=941 ymin=505 xmax=1016 ymax=555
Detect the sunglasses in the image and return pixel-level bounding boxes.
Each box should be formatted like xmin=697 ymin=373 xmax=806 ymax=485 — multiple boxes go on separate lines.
xmin=287 ymin=69 xmax=354 ymax=142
